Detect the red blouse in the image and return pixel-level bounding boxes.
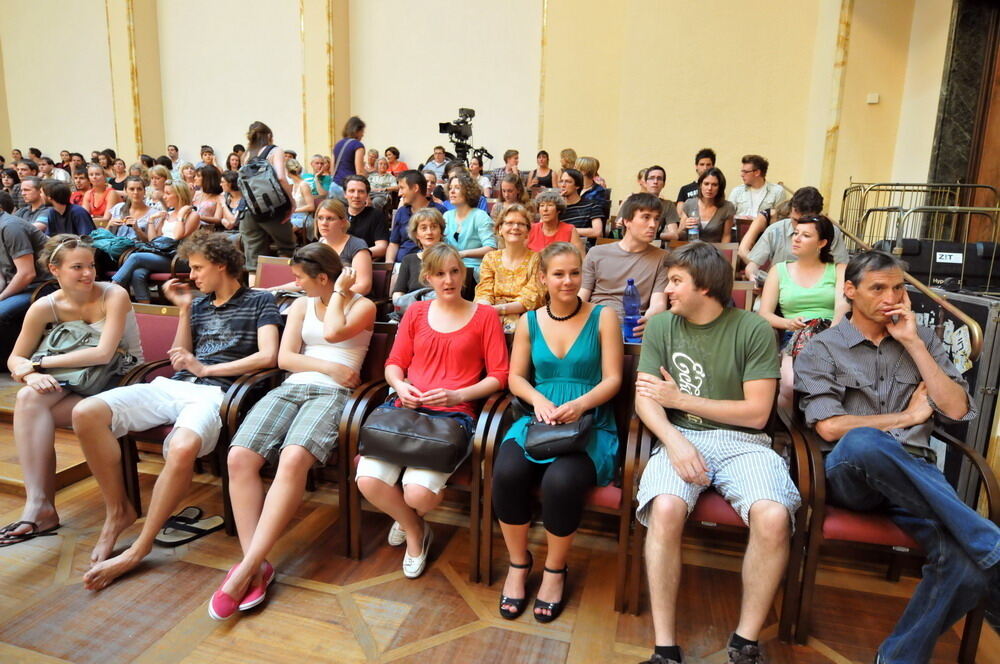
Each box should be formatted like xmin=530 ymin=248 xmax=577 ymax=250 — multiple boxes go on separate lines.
xmin=527 ymin=221 xmax=575 ymax=252
xmin=387 ymin=300 xmax=509 ymax=416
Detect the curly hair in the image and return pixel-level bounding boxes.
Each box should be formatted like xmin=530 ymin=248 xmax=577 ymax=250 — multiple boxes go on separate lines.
xmin=448 ymin=174 xmax=482 ymax=207
xmin=178 ymin=229 xmax=244 ymax=277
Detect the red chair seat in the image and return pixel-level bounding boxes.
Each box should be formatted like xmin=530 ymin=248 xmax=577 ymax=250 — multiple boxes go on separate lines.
xmin=689 ymin=489 xmax=745 ymax=528
xmin=149 ymin=273 xmax=176 ymax=280
xmin=822 ymin=505 xmax=920 ymax=549
xmin=585 ymin=484 xmax=622 ymax=510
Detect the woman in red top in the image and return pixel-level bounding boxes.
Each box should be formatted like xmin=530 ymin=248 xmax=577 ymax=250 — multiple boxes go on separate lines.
xmin=356 ymin=243 xmax=509 ymax=578
xmin=82 ymin=163 xmax=121 ymax=225
xmin=527 ymin=189 xmax=585 ymax=256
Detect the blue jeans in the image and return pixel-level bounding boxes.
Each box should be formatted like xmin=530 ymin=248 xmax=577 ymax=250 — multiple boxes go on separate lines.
xmin=112 ymin=251 xmax=172 ymax=301
xmin=825 ymin=427 xmax=1000 ymax=663
xmin=0 ymin=289 xmax=35 ymax=359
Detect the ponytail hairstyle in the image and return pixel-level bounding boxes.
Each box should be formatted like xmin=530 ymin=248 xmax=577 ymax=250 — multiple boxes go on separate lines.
xmin=290 ymin=242 xmax=343 ymax=283
xmin=43 ymin=234 xmax=95 ymax=266
xmin=246 ymin=121 xmax=274 ymax=154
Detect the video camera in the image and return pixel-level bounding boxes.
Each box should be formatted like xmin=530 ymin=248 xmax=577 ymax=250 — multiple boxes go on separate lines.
xmin=438 ymin=108 xmax=492 ymax=163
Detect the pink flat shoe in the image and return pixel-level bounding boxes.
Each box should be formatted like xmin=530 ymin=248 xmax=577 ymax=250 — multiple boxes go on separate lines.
xmin=238 ymin=561 xmax=275 ymax=611
xmin=208 ymin=565 xmax=241 ymax=621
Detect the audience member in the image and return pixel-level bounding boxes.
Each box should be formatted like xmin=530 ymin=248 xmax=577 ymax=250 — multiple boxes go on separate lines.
xmin=526 ymin=150 xmax=556 ymax=193
xmin=576 ymin=157 xmax=611 ymax=220
xmin=444 ymin=174 xmax=496 ymax=276
xmin=73 ymin=231 xmax=281 ymax=591
xmin=2 ymin=168 xmax=21 ymax=208
xmin=392 ymin=207 xmax=446 ymax=303
xmin=305 ymin=153 xmax=341 ymax=200
xmin=15 ymin=159 xmax=39 ymax=181
xmin=108 ymin=159 xmax=128 ymax=191
xmin=469 ymin=156 xmax=492 ymax=197
xmin=193 ymin=165 xmax=225 ymax=230
xmin=226 ymin=152 xmax=242 ymax=172
xmin=558 ymin=169 xmax=603 ymax=244
xmin=527 ymin=189 xmax=586 ymax=256
xmin=675 ymin=149 xmax=717 ymax=217
xmin=639 ymin=165 xmax=679 ymax=239
xmin=356 ymin=243 xmax=508 ymax=578
xmin=215 ymin=242 xmax=375 ymax=620
xmin=367 ymin=157 xmax=398 ymax=200
xmin=758 ymin=214 xmax=846 ymax=408
xmin=423 ymin=146 xmax=449 ymax=181
xmin=240 ymin=121 xmax=295 ymax=272
xmin=0 ymin=191 xmax=50 ymax=362
xmin=580 ymin=193 xmax=667 ymax=336
xmin=286 ymin=159 xmax=316 ymax=238
xmin=795 ymin=250 xmax=999 ymax=664
xmin=386 ymin=170 xmax=447 ymax=264
xmin=219 ymin=170 xmax=246 ymax=237
xmin=58 ymin=151 xmax=71 ymax=171
xmin=729 ymin=154 xmax=786 ymax=219
xmin=81 ymin=163 xmax=121 ymax=226
xmin=475 ymin=204 xmax=545 ymax=331
xmin=314 ymin=199 xmax=373 ymax=295
xmin=332 ymin=116 xmax=367 ymax=186
xmin=70 ymin=167 xmax=91 ymax=205
xmin=343 ymin=175 xmax=388 ymax=260
xmin=107 ymin=176 xmax=157 ymax=241
xmin=363 ymin=148 xmax=379 ymax=176
xmin=634 ymin=242 xmax=799 ymax=664
xmin=384 ymin=146 xmax=408 ymax=175
xmin=2 ymin=235 xmax=141 ymax=548
xmin=424 ymin=169 xmax=444 ymax=204
xmin=38 ymin=156 xmax=71 ymax=183
xmin=178 ymin=161 xmax=197 ymax=190
xmin=199 ymin=146 xmax=217 ymax=169
xmin=491 ymin=173 xmax=530 ymax=221
xmin=146 ymin=165 xmax=171 ymax=210
xmin=489 ymin=149 xmax=526 ymax=193
xmin=15 ymin=177 xmax=52 ymax=231
xmin=671 ymin=168 xmax=735 ymax=243
xmin=559 ymin=148 xmax=577 ymax=172
xmin=40 ymin=181 xmax=95 ymax=236
xmin=167 ymin=144 xmax=181 ymax=169
xmin=741 ymin=186 xmax=848 ymax=284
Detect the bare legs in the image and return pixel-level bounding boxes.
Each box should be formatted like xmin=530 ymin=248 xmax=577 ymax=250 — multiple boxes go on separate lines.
xmin=221 ymin=445 xmax=316 ymax=599
xmin=645 ymin=495 xmax=688 ymax=647
xmin=8 ymin=387 xmax=81 ymax=536
xmin=357 ymin=477 xmax=443 ymax=557
xmin=778 ymin=355 xmax=794 ymax=412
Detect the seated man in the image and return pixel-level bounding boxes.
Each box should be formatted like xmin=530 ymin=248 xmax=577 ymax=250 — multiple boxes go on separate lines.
xmin=72 ymin=231 xmax=281 ymax=590
xmin=488 ymin=149 xmax=527 ymax=193
xmin=0 ymin=191 xmax=50 ymax=361
xmin=14 ymin=177 xmax=52 ymax=231
xmin=729 ymin=154 xmax=787 ymax=220
xmin=741 ymin=186 xmax=848 ymax=284
xmin=39 ymin=181 xmax=94 ymax=236
xmin=795 ymin=250 xmax=998 ymax=664
xmin=634 ymin=242 xmax=799 ymax=664
xmin=423 ymin=145 xmax=449 ymax=181
xmin=343 ymin=175 xmax=389 ymax=259
xmin=580 ymin=193 xmax=667 ymax=337
xmin=674 ymin=148 xmax=716 ymax=219
xmin=386 ymin=170 xmax=446 ymax=264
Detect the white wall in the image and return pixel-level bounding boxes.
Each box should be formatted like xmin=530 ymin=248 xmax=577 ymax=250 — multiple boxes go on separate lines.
xmin=156 ymin=0 xmax=304 ymax=162
xmin=348 ymin=0 xmax=542 ymax=170
xmin=0 ymin=1 xmax=116 ymax=156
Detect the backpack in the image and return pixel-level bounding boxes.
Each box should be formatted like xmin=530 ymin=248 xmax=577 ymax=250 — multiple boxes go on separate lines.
xmin=238 ymin=145 xmax=289 ymax=216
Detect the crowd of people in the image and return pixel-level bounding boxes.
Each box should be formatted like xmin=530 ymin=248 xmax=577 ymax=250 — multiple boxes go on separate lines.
xmin=0 ymin=117 xmax=997 ymax=664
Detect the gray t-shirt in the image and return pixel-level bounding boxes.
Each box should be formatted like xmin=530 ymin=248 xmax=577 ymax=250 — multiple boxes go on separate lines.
xmin=582 ymin=241 xmax=669 ymax=317
xmin=747 ymin=218 xmax=849 ymax=267
xmin=0 ymin=212 xmax=50 ymax=289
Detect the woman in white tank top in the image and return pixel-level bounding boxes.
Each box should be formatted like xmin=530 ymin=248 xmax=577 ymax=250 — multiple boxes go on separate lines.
xmin=213 ymin=242 xmax=376 ymax=619
xmin=3 ymin=234 xmax=144 ymax=546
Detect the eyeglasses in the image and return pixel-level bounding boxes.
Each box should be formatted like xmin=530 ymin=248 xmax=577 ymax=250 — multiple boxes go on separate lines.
xmin=502 ymin=221 xmax=530 ymax=228
xmin=739 ymin=169 xmax=757 ymax=175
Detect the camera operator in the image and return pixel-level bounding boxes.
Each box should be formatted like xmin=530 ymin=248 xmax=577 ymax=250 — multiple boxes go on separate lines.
xmin=424 ymin=146 xmax=448 ymax=181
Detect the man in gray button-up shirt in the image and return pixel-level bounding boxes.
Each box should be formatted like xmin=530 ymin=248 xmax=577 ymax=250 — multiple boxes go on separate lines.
xmin=794 ymin=250 xmax=999 ymax=664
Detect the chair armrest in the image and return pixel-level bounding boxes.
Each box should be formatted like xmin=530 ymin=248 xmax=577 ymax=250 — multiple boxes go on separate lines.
xmin=777 ymin=401 xmax=827 ymax=519
xmin=472 ymin=391 xmax=507 ymax=465
xmin=621 ymin=414 xmax=649 ymax=509
xmin=118 ymin=358 xmax=172 ymax=387
xmin=481 ymin=394 xmax=514 ymax=481
xmin=932 ymin=427 xmax=1000 ymax=524
xmin=224 ymin=368 xmax=286 ymax=433
xmin=347 ymin=380 xmax=391 ymax=462
xmin=170 ymin=254 xmax=189 ymax=278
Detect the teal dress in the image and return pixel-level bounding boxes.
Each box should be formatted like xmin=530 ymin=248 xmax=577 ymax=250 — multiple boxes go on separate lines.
xmin=503 ymin=305 xmax=618 ymax=486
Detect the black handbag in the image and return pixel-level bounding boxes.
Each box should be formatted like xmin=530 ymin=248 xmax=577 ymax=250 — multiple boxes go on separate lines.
xmin=524 ymin=413 xmax=594 ymax=460
xmin=359 ymin=404 xmax=472 ymax=473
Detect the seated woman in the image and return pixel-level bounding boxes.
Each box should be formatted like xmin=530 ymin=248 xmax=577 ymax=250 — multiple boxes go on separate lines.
xmin=82 ymin=163 xmax=122 ymax=226
xmin=576 ymin=156 xmax=610 ymax=220
xmin=107 ymin=176 xmax=157 ymax=242
xmin=475 ymin=204 xmax=545 ymax=332
xmin=469 ymin=156 xmax=492 ymax=198
xmin=757 ymin=214 xmax=847 ymax=409
xmin=225 ymin=152 xmax=242 ymax=172
xmin=668 ymin=167 xmax=735 ymax=243
xmin=266 ymin=199 xmax=372 ymax=295
xmin=219 ymin=170 xmax=246 ymax=240
xmin=193 ymin=165 xmax=225 ymax=230
xmin=526 ymin=189 xmax=586 ymax=256
xmin=444 ymin=174 xmax=496 ymax=278
xmin=527 ymin=150 xmax=556 ymax=195
xmin=2 ymin=234 xmax=142 ymax=546
xmin=391 ymin=207 xmax=445 ymax=305
xmin=356 ymin=243 xmax=508 ymax=578
xmin=492 ymin=241 xmax=621 ymax=622
xmin=178 ymin=162 xmax=197 ymax=192
xmin=286 ymin=159 xmax=316 ymax=237
xmin=111 ymin=180 xmax=200 ymax=303
xmin=109 ymin=159 xmax=129 ymax=192
xmin=558 ymin=168 xmax=603 ymax=244
xmin=384 ymin=147 xmax=408 ymax=176
xmin=145 ymin=165 xmax=171 ymax=210
xmin=213 ymin=243 xmax=375 ymax=619
xmin=367 ymin=157 xmax=398 ymax=196
xmin=491 ymin=173 xmax=531 ymax=223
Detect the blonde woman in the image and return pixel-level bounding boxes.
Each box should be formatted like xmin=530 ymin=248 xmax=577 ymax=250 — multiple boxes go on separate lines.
xmin=286 ymin=158 xmax=316 ymax=235
xmin=475 ymin=204 xmax=545 ymax=331
xmin=145 ymin=165 xmax=171 ymax=209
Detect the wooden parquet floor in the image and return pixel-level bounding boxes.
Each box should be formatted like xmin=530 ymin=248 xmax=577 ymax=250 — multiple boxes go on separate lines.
xmin=0 ymin=439 xmax=997 ymax=662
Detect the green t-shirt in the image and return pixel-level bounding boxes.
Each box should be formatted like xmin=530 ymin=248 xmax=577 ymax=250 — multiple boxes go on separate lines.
xmin=637 ymin=307 xmax=780 ymax=433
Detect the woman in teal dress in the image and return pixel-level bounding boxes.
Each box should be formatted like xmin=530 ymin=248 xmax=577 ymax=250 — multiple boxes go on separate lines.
xmin=491 ymin=242 xmax=623 ymax=623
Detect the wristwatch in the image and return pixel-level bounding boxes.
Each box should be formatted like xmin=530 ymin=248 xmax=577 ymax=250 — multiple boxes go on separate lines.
xmin=31 ymin=358 xmax=44 ymax=372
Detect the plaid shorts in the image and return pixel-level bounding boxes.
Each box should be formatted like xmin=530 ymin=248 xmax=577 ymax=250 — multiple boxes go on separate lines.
xmin=230 ymin=382 xmax=351 ymax=465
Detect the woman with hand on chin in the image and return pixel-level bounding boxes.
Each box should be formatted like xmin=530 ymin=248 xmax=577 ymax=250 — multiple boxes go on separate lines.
xmin=491 ymin=242 xmax=621 ymax=622
xmin=2 ymin=235 xmax=141 ymax=547
xmin=356 ymin=243 xmax=509 ymax=579
xmin=475 ymin=204 xmax=545 ymax=332
xmin=213 ymin=243 xmax=375 ymax=620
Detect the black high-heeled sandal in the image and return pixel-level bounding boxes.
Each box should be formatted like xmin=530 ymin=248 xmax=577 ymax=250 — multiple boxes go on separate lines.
xmin=498 ymin=551 xmax=533 ymax=620
xmin=533 ymin=565 xmax=568 ymax=623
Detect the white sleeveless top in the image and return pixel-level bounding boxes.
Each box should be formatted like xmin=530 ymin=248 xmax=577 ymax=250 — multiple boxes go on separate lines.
xmin=284 ymin=294 xmax=372 ymax=388
xmin=48 ymin=284 xmax=145 ymax=361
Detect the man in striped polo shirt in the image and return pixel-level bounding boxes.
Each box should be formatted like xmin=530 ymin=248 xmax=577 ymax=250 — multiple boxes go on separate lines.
xmin=73 ymin=231 xmax=281 ymax=591
xmin=633 ymin=242 xmax=800 ymax=664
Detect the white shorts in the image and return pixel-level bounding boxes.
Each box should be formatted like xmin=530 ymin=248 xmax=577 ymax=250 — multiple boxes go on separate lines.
xmin=94 ymin=376 xmax=226 ymax=458
xmin=355 ymin=456 xmax=452 ymax=494
xmin=636 ymin=426 xmax=801 ymax=528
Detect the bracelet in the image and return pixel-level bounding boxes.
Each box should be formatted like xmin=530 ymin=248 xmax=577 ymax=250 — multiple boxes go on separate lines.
xmin=334 ymin=289 xmax=351 ymax=298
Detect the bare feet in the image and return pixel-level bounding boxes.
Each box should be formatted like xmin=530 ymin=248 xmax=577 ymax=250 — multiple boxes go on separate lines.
xmin=83 ymin=545 xmax=146 ymax=590
xmin=90 ymin=502 xmax=137 ymax=564
xmin=220 ymin=560 xmax=265 ymax=601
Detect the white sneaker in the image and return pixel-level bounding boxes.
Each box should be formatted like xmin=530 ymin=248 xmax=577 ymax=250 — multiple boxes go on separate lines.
xmin=387 ymin=521 xmax=406 ymax=547
xmin=402 ymin=523 xmax=433 ymax=579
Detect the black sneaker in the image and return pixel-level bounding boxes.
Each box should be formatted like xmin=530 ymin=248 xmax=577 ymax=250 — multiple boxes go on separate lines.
xmin=727 ymin=642 xmax=763 ymax=664
xmin=638 ymin=655 xmax=681 ymax=664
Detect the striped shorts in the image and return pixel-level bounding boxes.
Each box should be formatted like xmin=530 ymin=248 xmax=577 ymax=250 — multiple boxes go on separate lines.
xmin=230 ymin=382 xmax=351 ymax=465
xmin=636 ymin=426 xmax=800 ymax=528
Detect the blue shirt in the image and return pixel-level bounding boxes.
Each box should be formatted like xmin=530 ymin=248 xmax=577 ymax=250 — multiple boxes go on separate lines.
xmin=389 ymin=201 xmax=447 ymax=262
xmin=443 ymin=207 xmax=496 ymax=271
xmin=441 ymin=195 xmax=489 ymax=212
xmin=46 ymin=204 xmax=95 ymax=237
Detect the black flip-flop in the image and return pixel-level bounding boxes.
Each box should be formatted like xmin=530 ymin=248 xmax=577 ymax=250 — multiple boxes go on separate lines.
xmin=154 ymin=513 xmax=224 ymax=547
xmin=0 ymin=520 xmax=60 ymax=547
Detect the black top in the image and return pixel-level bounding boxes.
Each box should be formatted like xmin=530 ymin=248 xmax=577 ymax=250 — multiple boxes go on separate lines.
xmin=395 ymin=252 xmax=425 ymax=294
xmin=347 ymin=206 xmax=389 ymax=248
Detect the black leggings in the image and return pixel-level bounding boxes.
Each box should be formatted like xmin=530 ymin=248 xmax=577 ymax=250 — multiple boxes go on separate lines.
xmin=491 ymin=439 xmax=597 ymax=537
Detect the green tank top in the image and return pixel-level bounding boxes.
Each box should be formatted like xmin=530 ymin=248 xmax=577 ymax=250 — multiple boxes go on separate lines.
xmin=776 ymin=261 xmax=836 ymax=320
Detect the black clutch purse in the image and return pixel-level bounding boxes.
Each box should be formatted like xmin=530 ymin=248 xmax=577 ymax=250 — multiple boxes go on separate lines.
xmin=359 ymin=404 xmax=471 ymax=473
xmin=515 ymin=393 xmax=594 ymax=460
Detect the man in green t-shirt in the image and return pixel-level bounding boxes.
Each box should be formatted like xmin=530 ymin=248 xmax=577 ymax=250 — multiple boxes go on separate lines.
xmin=632 ymin=243 xmax=800 ymax=664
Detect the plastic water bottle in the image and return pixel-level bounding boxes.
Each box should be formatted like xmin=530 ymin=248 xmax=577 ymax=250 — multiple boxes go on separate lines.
xmin=622 ymin=278 xmax=642 ymax=343
xmin=688 ymin=215 xmax=700 ymax=241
